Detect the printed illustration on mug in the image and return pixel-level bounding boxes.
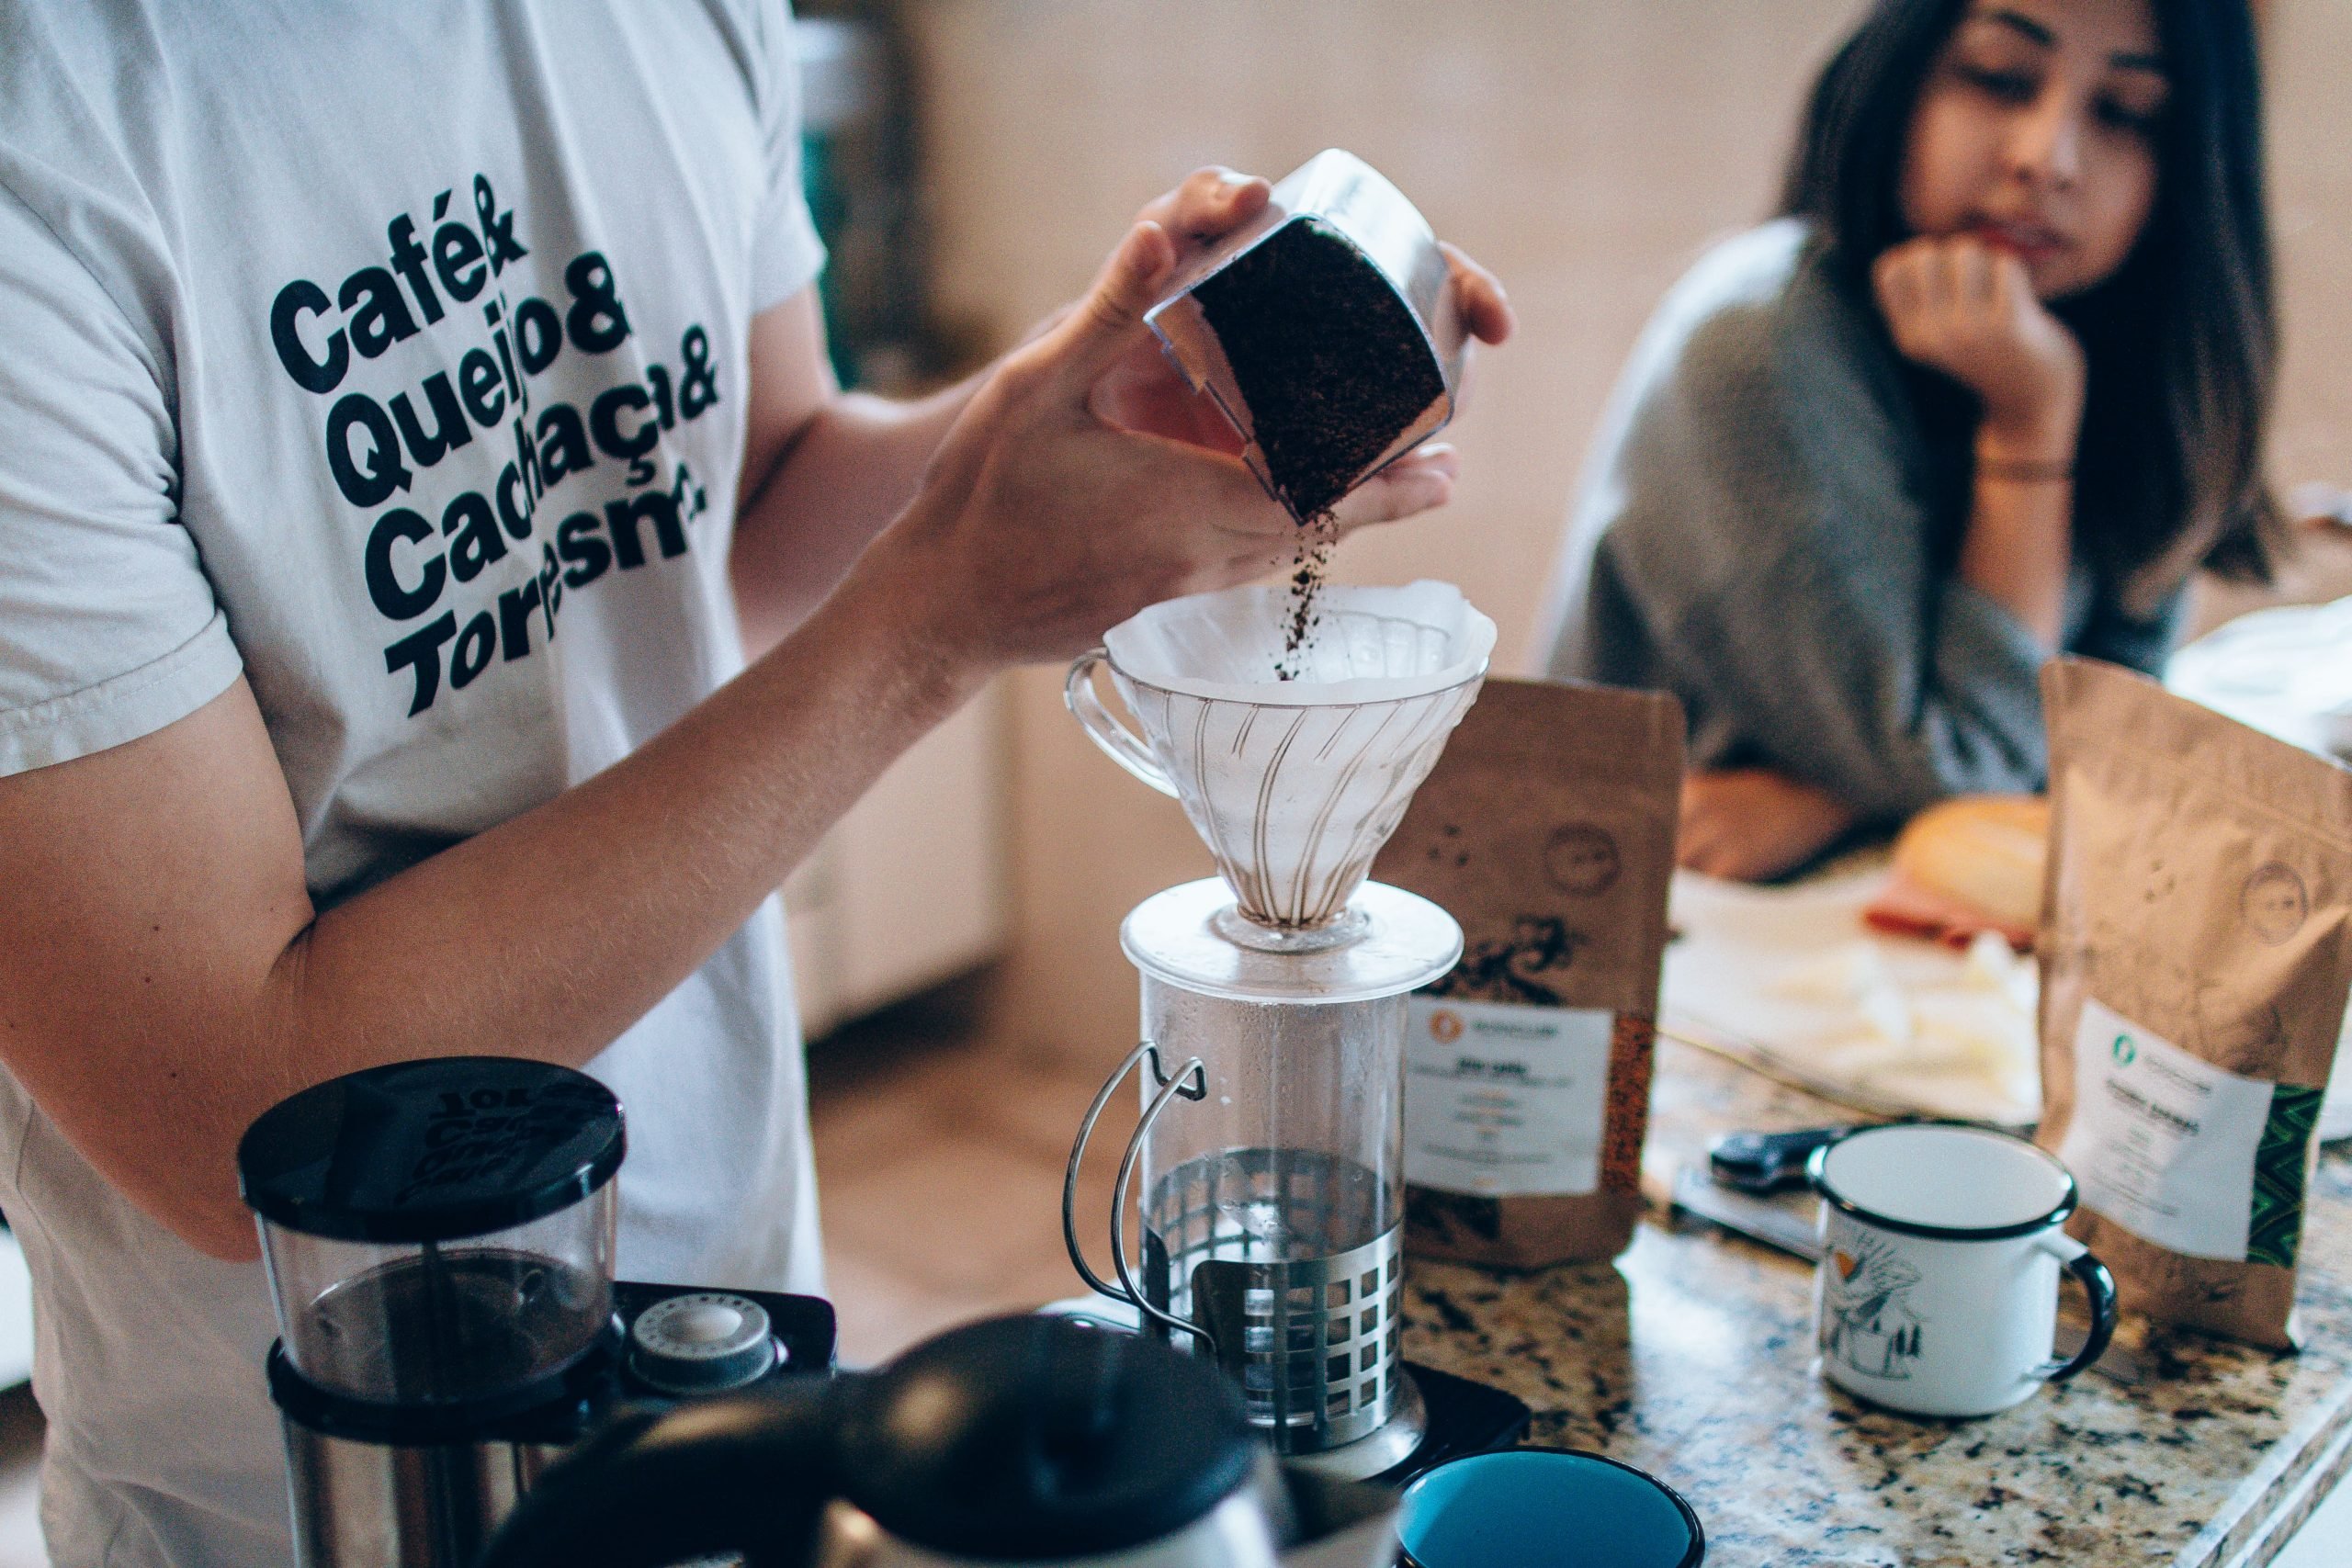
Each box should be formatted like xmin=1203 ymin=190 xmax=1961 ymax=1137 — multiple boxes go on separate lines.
xmin=1822 ymin=1233 xmax=1926 ymax=1380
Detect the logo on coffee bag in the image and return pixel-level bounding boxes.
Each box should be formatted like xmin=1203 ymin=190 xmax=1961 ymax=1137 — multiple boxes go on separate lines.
xmin=2241 ymin=863 xmax=2309 ymax=946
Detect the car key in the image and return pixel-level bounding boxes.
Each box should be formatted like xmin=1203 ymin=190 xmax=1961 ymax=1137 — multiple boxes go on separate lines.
xmin=1707 ymin=1126 xmax=1853 ymax=1193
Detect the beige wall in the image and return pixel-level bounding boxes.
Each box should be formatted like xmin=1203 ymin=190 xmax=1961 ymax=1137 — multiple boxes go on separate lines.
xmin=902 ymin=0 xmax=2352 ymax=1066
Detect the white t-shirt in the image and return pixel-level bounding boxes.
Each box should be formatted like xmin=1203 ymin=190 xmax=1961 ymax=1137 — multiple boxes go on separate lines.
xmin=0 ymin=4 xmax=828 ymax=1562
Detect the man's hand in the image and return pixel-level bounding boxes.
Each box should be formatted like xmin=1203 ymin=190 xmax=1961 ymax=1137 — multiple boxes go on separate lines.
xmin=1678 ymin=767 xmax=1859 ymax=883
xmin=732 ymin=168 xmax=1512 ymax=649
xmin=865 ymin=180 xmax=1511 ymax=671
xmin=1086 ymin=171 xmax=1514 ymax=527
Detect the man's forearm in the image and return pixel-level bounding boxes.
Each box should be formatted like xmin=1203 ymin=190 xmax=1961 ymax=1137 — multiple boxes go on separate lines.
xmin=15 ymin=534 xmax=979 ymax=1260
xmin=732 ymin=378 xmax=980 ymax=654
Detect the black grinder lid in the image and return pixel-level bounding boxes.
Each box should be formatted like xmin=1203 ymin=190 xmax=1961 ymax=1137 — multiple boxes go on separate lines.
xmin=237 ymin=1057 xmax=625 ymax=1243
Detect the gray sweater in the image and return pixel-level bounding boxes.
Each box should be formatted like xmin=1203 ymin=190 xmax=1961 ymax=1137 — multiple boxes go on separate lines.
xmin=1538 ymin=220 xmax=2177 ymax=823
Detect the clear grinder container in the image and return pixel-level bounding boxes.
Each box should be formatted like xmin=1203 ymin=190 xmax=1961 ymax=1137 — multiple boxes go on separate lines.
xmin=238 ymin=1057 xmax=625 ymax=1406
xmin=1077 ymin=877 xmax=1462 ymax=1455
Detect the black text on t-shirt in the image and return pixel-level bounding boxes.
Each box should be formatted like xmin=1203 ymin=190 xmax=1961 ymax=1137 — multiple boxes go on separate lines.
xmin=267 ymin=175 xmax=725 ymax=716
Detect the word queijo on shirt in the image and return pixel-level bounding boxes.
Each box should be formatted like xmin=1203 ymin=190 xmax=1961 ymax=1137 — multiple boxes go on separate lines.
xmin=268 ymin=175 xmax=720 ymax=715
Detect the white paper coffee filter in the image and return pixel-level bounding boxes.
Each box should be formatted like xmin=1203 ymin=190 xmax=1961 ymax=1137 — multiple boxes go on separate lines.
xmin=1087 ymin=581 xmax=1491 ymax=927
xmin=1101 ymin=581 xmax=1495 ymax=705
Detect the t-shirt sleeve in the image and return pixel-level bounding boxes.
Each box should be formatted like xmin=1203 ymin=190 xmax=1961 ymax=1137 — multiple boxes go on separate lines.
xmin=749 ymin=2 xmax=828 ymax=313
xmin=1571 ymin=276 xmax=2052 ymax=822
xmin=0 ymin=180 xmax=241 ymax=776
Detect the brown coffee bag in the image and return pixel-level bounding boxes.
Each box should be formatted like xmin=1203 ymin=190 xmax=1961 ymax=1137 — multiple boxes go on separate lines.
xmin=1372 ymin=676 xmax=1683 ymax=1267
xmin=2036 ymin=659 xmax=2352 ymax=1348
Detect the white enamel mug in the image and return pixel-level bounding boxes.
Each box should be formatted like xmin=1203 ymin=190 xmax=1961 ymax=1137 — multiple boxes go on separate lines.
xmin=1806 ymin=1123 xmax=2118 ymax=1418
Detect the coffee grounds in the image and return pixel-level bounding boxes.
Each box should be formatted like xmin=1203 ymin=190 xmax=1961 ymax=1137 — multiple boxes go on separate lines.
xmin=1196 ymin=219 xmax=1442 ymax=678
xmin=1275 ymin=517 xmax=1338 ymax=680
xmin=1193 ymin=219 xmax=1444 ymax=525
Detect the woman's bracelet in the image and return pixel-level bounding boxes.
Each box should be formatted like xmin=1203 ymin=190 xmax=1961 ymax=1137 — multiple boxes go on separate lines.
xmin=1975 ymin=455 xmax=2075 ymax=485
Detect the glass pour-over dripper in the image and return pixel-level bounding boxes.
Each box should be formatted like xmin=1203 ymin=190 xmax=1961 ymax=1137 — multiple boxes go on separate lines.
xmin=1066 ymin=581 xmax=1494 ymax=931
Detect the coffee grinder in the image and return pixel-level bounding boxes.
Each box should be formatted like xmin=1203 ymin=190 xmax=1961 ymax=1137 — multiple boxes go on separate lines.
xmin=237 ymin=1056 xmax=832 ymax=1568
xmin=1063 ymin=581 xmax=1506 ymax=1478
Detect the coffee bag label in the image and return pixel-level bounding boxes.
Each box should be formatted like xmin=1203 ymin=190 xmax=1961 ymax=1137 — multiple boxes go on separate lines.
xmin=2060 ymin=998 xmax=2285 ymax=1261
xmin=1406 ymin=997 xmax=1611 ymax=1197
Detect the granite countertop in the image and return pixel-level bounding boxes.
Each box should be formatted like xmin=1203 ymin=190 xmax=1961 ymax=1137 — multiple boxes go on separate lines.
xmin=1399 ymin=1041 xmax=2352 ymax=1567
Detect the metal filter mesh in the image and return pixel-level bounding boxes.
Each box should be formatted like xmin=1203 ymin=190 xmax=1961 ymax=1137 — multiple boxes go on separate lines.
xmin=1142 ymin=1148 xmax=1404 ymax=1452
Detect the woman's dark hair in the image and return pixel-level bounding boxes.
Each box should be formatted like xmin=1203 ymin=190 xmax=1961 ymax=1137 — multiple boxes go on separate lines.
xmin=1781 ymin=0 xmax=2278 ymax=603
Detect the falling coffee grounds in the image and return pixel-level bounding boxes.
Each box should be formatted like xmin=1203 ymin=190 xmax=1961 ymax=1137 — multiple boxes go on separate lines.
xmin=1193 ymin=219 xmax=1442 ymax=675
xmin=1275 ymin=519 xmax=1338 ymax=680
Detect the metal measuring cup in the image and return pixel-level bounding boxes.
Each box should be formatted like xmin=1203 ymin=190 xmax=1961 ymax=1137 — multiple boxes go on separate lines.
xmin=1145 ymin=149 xmax=1469 ymax=523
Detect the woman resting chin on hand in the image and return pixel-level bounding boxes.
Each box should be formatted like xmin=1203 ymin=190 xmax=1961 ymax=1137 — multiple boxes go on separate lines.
xmin=1542 ymin=0 xmax=2280 ymax=883
xmin=1688 ymin=226 xmax=2090 ymax=883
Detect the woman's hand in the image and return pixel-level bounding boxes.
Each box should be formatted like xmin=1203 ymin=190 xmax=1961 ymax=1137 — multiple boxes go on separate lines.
xmin=1678 ymin=768 xmax=1859 ymax=883
xmin=1871 ymin=235 xmax=2085 ymax=458
xmin=1876 ymin=234 xmax=2081 ymax=646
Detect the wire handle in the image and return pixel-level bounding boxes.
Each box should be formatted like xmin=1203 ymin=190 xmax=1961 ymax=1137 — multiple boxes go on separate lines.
xmin=1062 ymin=1040 xmax=1214 ymax=1353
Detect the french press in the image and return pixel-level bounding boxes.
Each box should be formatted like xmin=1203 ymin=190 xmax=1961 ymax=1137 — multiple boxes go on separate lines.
xmin=1064 ymin=581 xmax=1492 ymax=1476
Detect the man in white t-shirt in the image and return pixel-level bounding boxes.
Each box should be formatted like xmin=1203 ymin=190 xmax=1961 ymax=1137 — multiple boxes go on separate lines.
xmin=0 ymin=2 xmax=1509 ymax=1563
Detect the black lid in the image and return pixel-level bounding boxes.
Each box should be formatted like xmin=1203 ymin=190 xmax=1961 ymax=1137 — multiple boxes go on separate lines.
xmin=839 ymin=1315 xmax=1261 ymax=1560
xmin=237 ymin=1057 xmax=625 ymax=1243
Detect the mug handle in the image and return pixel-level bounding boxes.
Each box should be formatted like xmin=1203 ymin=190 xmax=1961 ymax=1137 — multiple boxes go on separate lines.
xmin=1065 ymin=650 xmax=1179 ymax=797
xmin=2033 ymin=1231 xmax=2120 ymax=1383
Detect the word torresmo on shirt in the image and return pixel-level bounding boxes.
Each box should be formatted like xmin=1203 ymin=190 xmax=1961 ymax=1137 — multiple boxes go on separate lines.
xmin=266 ymin=174 xmax=726 ymax=716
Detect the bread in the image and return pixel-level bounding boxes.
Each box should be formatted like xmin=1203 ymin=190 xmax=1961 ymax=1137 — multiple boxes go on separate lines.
xmin=1889 ymin=795 xmax=2049 ymax=932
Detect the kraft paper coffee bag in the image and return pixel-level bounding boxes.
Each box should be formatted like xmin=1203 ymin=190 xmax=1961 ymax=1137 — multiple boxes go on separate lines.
xmin=2037 ymin=659 xmax=2352 ymax=1348
xmin=1373 ymin=676 xmax=1683 ymax=1267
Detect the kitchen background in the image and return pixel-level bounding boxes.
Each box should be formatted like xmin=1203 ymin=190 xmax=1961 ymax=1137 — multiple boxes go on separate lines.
xmin=783 ymin=0 xmax=2352 ymax=1297
xmin=782 ymin=4 xmax=2352 ymax=1562
xmin=795 ymin=0 xmax=2352 ymax=1067
xmin=0 ymin=1 xmax=2345 ymax=1562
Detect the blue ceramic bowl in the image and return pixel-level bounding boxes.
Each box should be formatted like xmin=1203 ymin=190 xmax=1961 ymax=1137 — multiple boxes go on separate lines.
xmin=1396 ymin=1449 xmax=1705 ymax=1568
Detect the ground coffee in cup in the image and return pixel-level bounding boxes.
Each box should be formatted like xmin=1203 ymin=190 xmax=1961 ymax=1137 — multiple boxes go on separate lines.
xmin=1373 ymin=677 xmax=1683 ymax=1266
xmin=1192 ymin=218 xmax=1446 ymax=527
xmin=2035 ymin=658 xmax=2352 ymax=1348
xmin=1146 ymin=150 xmax=1465 ymax=671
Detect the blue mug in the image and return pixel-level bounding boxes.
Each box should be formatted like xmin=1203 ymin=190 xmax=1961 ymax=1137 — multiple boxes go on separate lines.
xmin=1396 ymin=1449 xmax=1705 ymax=1568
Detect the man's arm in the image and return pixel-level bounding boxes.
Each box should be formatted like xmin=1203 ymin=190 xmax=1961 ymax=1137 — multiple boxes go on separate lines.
xmin=726 ymin=172 xmax=1518 ymax=651
xmin=724 ymin=172 xmax=1291 ymax=649
xmin=729 ymin=288 xmax=981 ymax=654
xmin=0 ymin=544 xmax=971 ymax=1258
xmin=0 ymin=198 xmax=1501 ymax=1261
